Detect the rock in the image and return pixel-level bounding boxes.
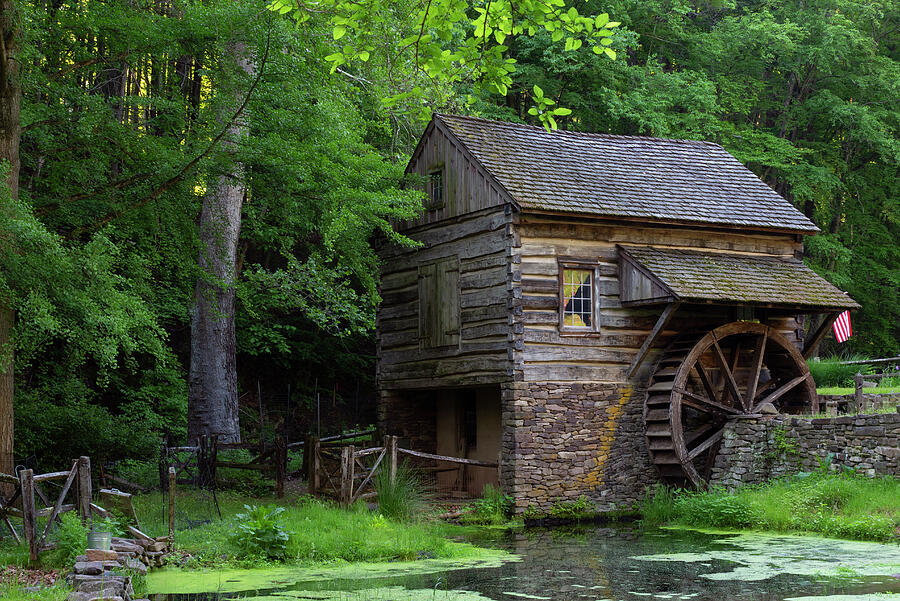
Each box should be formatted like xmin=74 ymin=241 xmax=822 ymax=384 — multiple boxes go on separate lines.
xmin=757 ymin=402 xmax=779 ymax=415
xmin=66 ymin=593 xmax=91 ymax=601
xmin=85 ymin=549 xmax=119 ymax=562
xmin=123 ymin=559 xmax=147 ymax=576
xmin=863 ymin=381 xmax=877 ymax=388
xmin=74 ymin=561 xmax=103 ymax=576
xmin=76 ymin=580 xmax=125 ymax=595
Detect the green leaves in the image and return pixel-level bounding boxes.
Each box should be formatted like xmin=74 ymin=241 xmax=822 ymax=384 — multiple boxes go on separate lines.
xmin=267 ymin=0 xmax=620 ymax=119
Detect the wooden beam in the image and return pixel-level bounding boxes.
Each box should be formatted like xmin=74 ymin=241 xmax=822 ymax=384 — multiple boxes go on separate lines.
xmin=77 ymin=456 xmax=92 ymax=526
xmin=37 ymin=462 xmax=78 ymax=549
xmin=396 ymin=447 xmax=499 ymax=468
xmin=627 ymin=302 xmax=681 ymax=379
xmin=802 ymin=312 xmax=839 ymax=359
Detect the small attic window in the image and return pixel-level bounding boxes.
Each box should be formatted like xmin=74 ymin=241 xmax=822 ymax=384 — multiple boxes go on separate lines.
xmin=426 ymin=168 xmax=444 ymax=210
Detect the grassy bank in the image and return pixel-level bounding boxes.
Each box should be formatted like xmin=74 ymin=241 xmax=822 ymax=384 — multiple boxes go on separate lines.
xmin=131 ymin=491 xmax=490 ymax=567
xmin=641 ymin=470 xmax=900 ymax=541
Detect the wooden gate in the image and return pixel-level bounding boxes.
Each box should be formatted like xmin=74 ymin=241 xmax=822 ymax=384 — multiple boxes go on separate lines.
xmin=0 ymin=456 xmax=93 ymax=561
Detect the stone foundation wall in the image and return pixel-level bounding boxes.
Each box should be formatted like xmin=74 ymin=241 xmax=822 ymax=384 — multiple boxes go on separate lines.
xmin=710 ymin=410 xmax=900 ymax=490
xmin=500 ymin=381 xmax=655 ymax=513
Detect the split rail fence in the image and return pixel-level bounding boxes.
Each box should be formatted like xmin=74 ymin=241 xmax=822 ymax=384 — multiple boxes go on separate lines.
xmin=307 ymin=435 xmax=500 ymax=504
xmin=165 ymin=430 xmax=376 ymax=497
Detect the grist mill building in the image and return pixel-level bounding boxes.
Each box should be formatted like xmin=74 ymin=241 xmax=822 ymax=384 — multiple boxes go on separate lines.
xmin=375 ymin=114 xmax=858 ymax=512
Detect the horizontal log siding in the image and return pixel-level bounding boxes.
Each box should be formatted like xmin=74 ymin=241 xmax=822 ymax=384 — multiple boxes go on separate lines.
xmin=377 ymin=208 xmax=516 ymax=390
xmin=513 ymin=216 xmax=804 ymax=384
xmin=402 ymin=121 xmax=511 ymax=230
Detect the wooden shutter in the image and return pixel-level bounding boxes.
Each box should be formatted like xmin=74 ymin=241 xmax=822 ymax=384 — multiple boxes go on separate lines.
xmin=418 ymin=256 xmax=460 ymax=348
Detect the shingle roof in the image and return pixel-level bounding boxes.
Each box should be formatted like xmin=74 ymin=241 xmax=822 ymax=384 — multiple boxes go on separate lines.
xmin=436 ymin=114 xmax=818 ymax=233
xmin=619 ymin=246 xmax=859 ymax=310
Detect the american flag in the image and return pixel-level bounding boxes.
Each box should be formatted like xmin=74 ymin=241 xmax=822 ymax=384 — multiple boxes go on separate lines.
xmin=832 ymin=310 xmax=852 ymax=343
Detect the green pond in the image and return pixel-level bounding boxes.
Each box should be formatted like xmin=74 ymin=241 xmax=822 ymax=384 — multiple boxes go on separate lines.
xmin=146 ymin=526 xmax=900 ymax=601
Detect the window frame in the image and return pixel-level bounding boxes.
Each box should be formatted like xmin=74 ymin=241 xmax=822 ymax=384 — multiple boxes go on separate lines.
xmin=425 ymin=165 xmax=445 ymax=211
xmin=558 ymin=258 xmax=601 ymax=334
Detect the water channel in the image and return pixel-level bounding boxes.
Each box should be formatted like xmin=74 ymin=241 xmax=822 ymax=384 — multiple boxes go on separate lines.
xmin=147 ymin=526 xmax=900 ymax=601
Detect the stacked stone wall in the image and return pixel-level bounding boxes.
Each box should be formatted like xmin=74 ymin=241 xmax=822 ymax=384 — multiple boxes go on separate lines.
xmin=710 ymin=410 xmax=900 ymax=490
xmin=501 ymin=381 xmax=655 ymax=513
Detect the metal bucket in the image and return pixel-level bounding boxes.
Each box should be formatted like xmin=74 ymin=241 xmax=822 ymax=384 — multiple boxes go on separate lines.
xmin=87 ymin=531 xmax=112 ymax=551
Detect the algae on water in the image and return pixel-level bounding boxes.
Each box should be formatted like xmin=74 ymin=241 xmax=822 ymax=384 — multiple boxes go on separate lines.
xmin=146 ymin=549 xmax=517 ymax=595
xmin=632 ymin=531 xmax=900 ymax=582
xmin=238 ymin=586 xmax=498 ymax=601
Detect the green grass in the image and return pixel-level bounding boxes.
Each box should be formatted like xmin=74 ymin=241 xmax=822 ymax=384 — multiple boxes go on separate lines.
xmin=132 ymin=490 xmax=481 ymax=567
xmin=0 ymin=582 xmax=71 ymax=601
xmin=807 ymin=355 xmax=873 ymax=388
xmin=817 ymin=386 xmax=900 ymax=395
xmin=640 ymin=471 xmax=900 ymax=542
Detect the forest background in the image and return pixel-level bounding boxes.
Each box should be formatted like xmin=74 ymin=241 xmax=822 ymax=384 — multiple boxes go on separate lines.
xmin=0 ymin=0 xmax=897 ymax=473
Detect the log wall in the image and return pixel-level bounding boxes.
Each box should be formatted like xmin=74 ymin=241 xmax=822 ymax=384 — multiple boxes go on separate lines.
xmin=512 ymin=215 xmax=805 ymax=384
xmin=376 ymin=207 xmax=517 ymax=390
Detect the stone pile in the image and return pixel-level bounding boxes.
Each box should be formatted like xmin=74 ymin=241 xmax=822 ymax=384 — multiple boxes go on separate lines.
xmin=66 ymin=536 xmax=172 ymax=601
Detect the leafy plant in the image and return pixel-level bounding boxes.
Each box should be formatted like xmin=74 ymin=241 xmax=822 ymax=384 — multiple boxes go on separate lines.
xmin=373 ymin=463 xmax=429 ymax=522
xmin=49 ymin=512 xmax=88 ymax=567
xmin=230 ymin=505 xmax=291 ymax=560
xmin=461 ymin=484 xmax=512 ymax=525
xmin=548 ymin=495 xmax=592 ymax=520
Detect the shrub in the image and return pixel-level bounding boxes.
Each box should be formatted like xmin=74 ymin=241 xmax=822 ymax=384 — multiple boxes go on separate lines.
xmin=49 ymin=512 xmax=88 ymax=567
xmin=807 ymin=355 xmax=872 ymax=388
xmin=373 ymin=463 xmax=428 ymax=521
xmin=229 ymin=505 xmax=291 ymax=559
xmin=462 ymin=484 xmax=512 ymax=525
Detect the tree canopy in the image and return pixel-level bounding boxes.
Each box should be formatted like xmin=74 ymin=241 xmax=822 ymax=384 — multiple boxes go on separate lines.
xmin=0 ymin=0 xmax=896 ymax=468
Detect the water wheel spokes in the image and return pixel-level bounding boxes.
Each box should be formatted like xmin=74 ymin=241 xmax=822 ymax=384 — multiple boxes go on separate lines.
xmin=645 ymin=321 xmax=817 ymax=488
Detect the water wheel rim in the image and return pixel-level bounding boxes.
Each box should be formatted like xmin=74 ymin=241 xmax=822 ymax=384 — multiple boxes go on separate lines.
xmin=661 ymin=322 xmax=816 ymax=488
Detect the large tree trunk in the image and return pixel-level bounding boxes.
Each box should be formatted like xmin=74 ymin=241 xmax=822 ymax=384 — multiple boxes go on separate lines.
xmin=0 ymin=0 xmax=21 ymax=492
xmin=187 ymin=41 xmax=254 ymax=444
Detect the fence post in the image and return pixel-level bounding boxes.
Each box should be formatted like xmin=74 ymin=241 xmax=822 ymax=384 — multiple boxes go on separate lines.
xmin=77 ymin=456 xmax=92 ymax=526
xmin=388 ymin=436 xmax=398 ymax=485
xmin=275 ymin=436 xmax=287 ymax=499
xmin=307 ymin=437 xmax=319 ymax=496
xmin=340 ymin=445 xmax=355 ymax=505
xmin=168 ymin=466 xmax=176 ymax=539
xmin=20 ymin=468 xmax=37 ymax=563
xmin=854 ymin=373 xmax=864 ymax=412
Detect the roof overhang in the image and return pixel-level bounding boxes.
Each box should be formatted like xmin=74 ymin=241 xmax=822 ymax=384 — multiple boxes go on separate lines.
xmin=617 ymin=245 xmax=860 ymax=312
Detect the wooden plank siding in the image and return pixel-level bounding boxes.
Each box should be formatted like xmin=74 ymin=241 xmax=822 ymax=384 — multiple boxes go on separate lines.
xmin=400 ymin=119 xmax=516 ymax=230
xmin=376 ymin=207 xmax=518 ymax=390
xmin=511 ymin=215 xmax=806 ymax=384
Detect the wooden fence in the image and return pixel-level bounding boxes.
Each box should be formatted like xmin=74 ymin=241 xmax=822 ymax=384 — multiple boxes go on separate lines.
xmin=165 ymin=430 xmax=376 ymax=497
xmin=0 ymin=457 xmax=92 ymax=562
xmin=307 ymin=436 xmax=499 ymax=505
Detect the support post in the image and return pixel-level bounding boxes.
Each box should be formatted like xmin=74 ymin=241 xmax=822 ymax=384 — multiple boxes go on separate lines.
xmin=275 ymin=436 xmax=287 ymax=498
xmin=340 ymin=445 xmax=355 ymax=505
xmin=20 ymin=469 xmax=37 ymax=563
xmin=168 ymin=466 xmax=176 ymax=539
xmin=627 ymin=302 xmax=680 ymax=380
xmin=387 ymin=436 xmax=398 ymax=485
xmin=77 ymin=456 xmax=92 ymax=527
xmin=802 ymin=312 xmax=840 ymax=359
xmin=855 ymin=373 xmax=864 ymax=413
xmin=307 ymin=436 xmax=319 ymax=496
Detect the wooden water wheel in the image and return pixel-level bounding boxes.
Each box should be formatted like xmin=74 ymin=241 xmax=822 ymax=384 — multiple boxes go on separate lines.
xmin=644 ymin=321 xmax=817 ymax=488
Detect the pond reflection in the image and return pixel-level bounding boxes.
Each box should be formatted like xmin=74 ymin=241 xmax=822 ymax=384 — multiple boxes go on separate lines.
xmin=150 ymin=526 xmax=900 ymax=601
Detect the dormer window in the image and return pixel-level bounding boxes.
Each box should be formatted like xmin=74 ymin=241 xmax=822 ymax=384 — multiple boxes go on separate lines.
xmin=427 ymin=169 xmax=444 ymax=210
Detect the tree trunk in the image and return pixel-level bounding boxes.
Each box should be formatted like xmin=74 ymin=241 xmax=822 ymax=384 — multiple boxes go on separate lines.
xmin=187 ymin=41 xmax=254 ymax=444
xmin=0 ymin=0 xmax=21 ymax=493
